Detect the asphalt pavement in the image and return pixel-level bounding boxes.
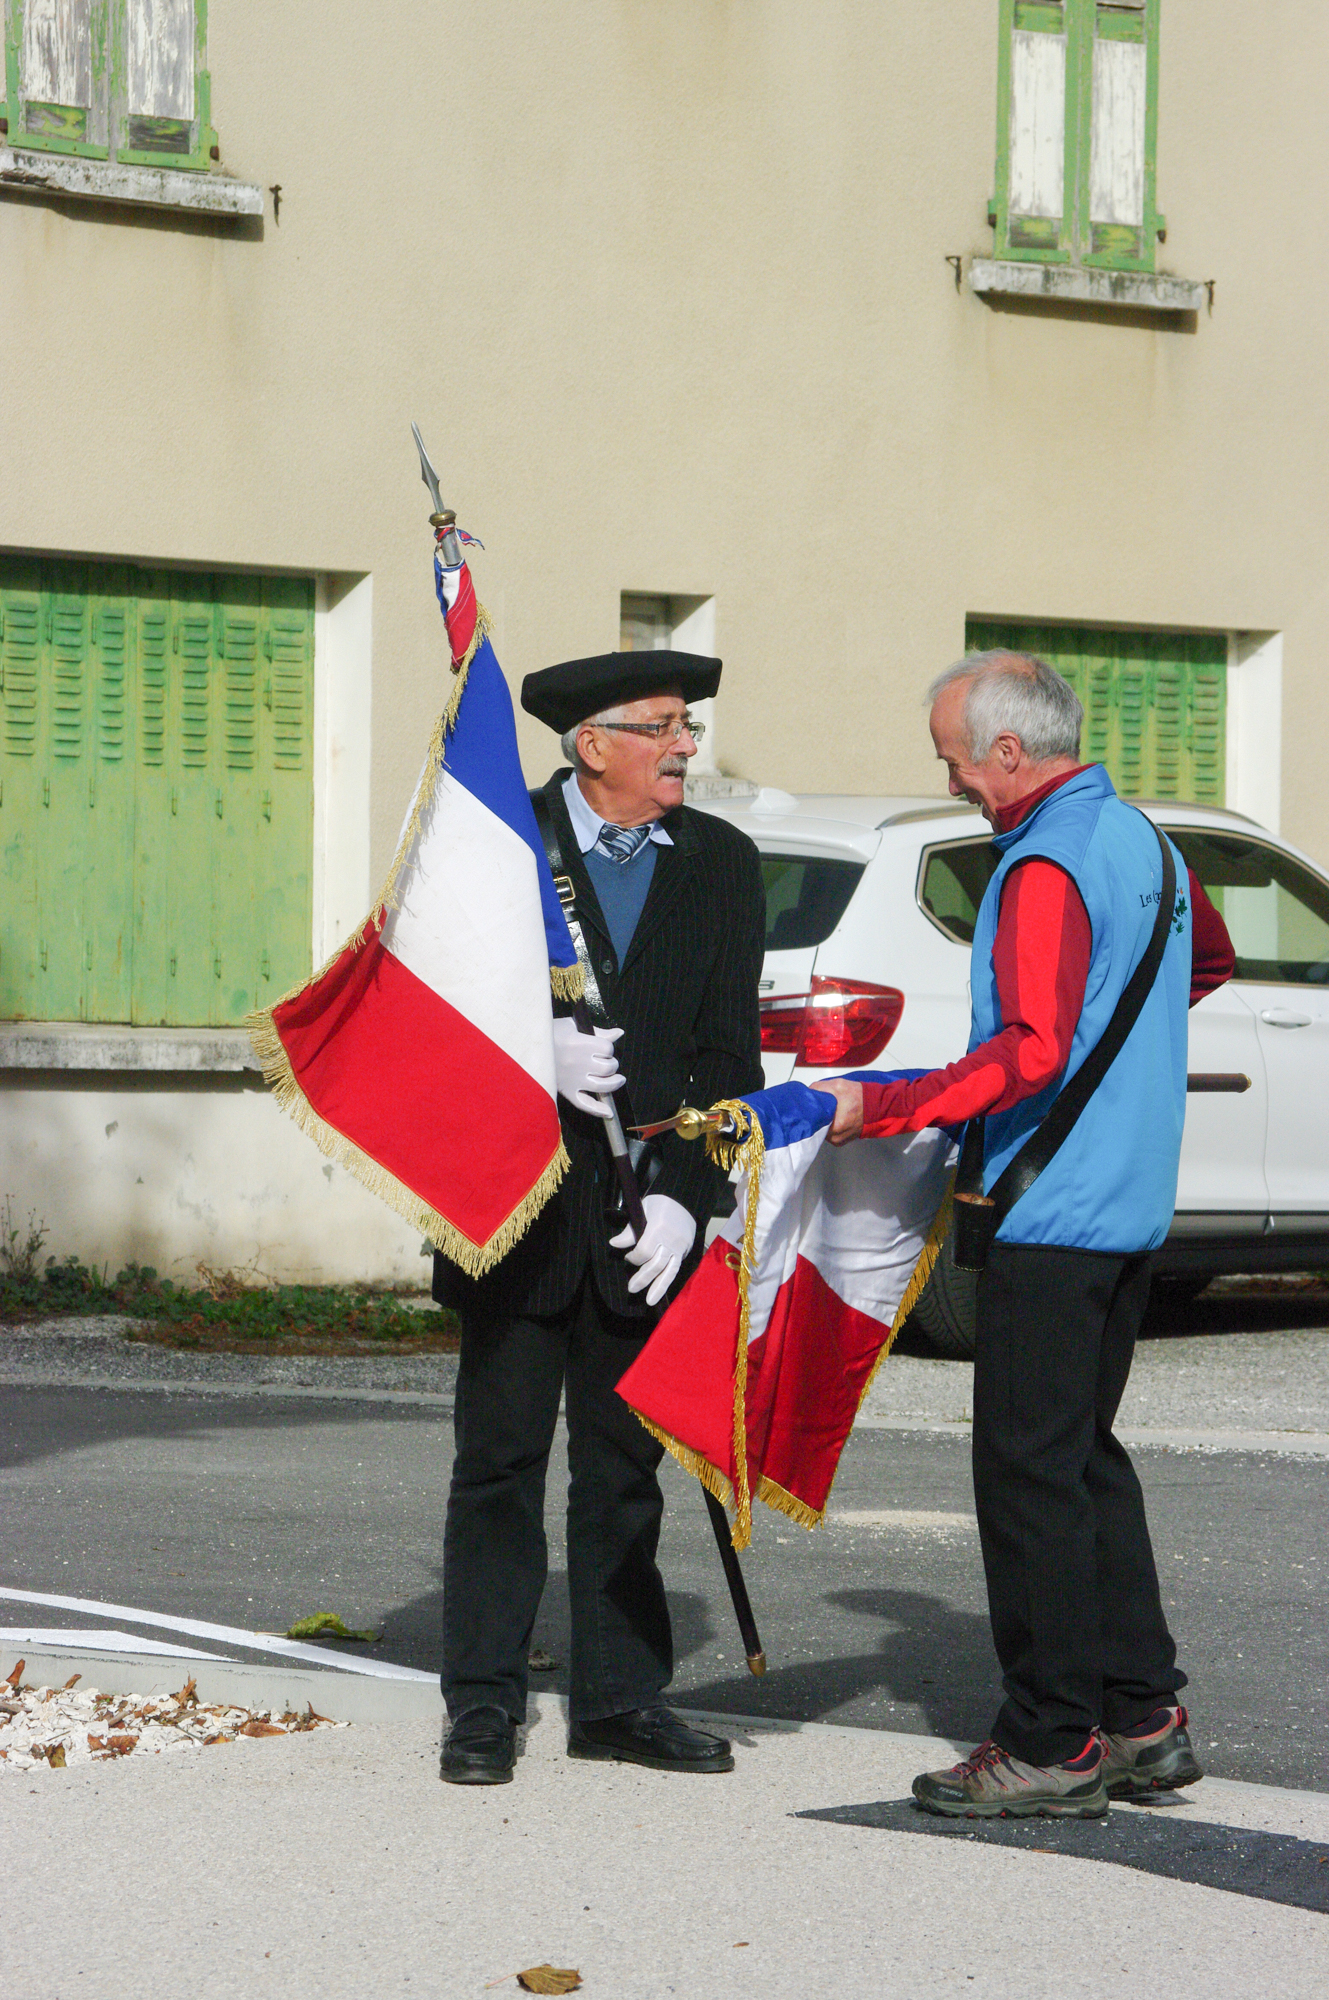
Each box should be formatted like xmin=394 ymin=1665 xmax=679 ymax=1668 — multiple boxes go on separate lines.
xmin=2 ymin=1293 xmax=1326 ymax=1792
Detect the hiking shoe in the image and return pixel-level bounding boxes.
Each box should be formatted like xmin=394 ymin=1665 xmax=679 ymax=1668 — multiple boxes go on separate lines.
xmin=912 ymin=1736 xmax=1108 ymax=1819
xmin=1099 ymin=1705 xmax=1203 ymax=1800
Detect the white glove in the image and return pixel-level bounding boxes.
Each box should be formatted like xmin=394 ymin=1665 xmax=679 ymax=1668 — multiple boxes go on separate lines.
xmin=552 ymin=1016 xmax=626 ymax=1119
xmin=610 ymin=1193 xmax=698 ymax=1307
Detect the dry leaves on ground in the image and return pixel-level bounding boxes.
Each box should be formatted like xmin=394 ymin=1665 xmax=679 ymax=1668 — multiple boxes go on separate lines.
xmin=516 ymin=1969 xmax=582 ymax=1995
xmin=0 ymin=1663 xmax=346 ymax=1773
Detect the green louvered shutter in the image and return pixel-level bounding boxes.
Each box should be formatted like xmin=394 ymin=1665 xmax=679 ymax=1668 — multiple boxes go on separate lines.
xmin=0 ymin=556 xmax=313 ymax=1026
xmin=964 ymin=620 xmax=1226 ymax=804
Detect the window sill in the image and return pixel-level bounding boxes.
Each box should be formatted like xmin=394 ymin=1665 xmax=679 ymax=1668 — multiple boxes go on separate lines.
xmin=0 ymin=147 xmax=263 ymax=218
xmin=969 ymin=259 xmax=1207 ymax=314
xmin=0 ymin=1022 xmax=261 ymax=1074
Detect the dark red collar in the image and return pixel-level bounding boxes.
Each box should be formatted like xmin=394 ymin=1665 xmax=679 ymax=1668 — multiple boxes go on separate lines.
xmin=994 ymin=764 xmax=1091 ymax=834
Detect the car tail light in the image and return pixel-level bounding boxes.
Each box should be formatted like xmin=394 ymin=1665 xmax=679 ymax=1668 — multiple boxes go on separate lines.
xmin=759 ymin=976 xmax=905 ymax=1067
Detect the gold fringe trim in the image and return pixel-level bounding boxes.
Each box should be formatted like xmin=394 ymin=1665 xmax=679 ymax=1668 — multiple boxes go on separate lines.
xmin=246 ymin=597 xmax=572 ymax=1273
xmin=755 ymin=1473 xmax=825 ymax=1531
xmin=701 ymin=1099 xmax=766 ymax=1551
xmin=246 ymin=996 xmax=569 ymax=1275
xmin=632 ymin=1411 xmax=737 ymax=1513
xmin=549 ymin=960 xmax=585 ymax=1001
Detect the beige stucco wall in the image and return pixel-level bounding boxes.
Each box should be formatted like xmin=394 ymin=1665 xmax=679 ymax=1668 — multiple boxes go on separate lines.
xmin=5 ymin=2 xmax=1327 ymax=859
xmin=3 ymin=1 xmax=1327 ymax=1278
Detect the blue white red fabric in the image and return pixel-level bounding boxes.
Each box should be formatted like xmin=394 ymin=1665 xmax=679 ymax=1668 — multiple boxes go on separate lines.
xmin=249 ymin=546 xmax=579 ymax=1274
xmin=616 ymin=1076 xmax=954 ymax=1546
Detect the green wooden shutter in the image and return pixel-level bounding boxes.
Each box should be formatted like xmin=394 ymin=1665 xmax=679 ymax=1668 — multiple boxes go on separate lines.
xmin=5 ymin=0 xmax=110 ymax=159
xmin=1 ymin=556 xmax=313 ymax=1027
xmin=964 ymin=620 xmax=1227 ymax=804
xmin=992 ymin=0 xmax=1162 ymax=272
xmin=115 ymin=0 xmax=216 ymax=171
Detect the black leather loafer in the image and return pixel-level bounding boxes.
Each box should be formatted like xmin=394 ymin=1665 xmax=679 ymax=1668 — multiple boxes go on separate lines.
xmin=567 ymin=1704 xmax=734 ymax=1773
xmin=440 ymin=1705 xmax=517 ymax=1784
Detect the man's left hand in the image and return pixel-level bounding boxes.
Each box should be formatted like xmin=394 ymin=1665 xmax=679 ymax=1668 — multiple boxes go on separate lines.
xmin=610 ymin=1194 xmax=697 ymax=1306
xmin=810 ymin=1078 xmax=865 ymax=1145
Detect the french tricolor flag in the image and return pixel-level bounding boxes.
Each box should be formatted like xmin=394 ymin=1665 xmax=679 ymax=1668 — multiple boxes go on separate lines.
xmin=616 ymin=1079 xmax=954 ymax=1546
xmin=249 ymin=547 xmax=581 ymax=1274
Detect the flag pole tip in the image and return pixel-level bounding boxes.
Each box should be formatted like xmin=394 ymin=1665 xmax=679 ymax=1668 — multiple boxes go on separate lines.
xmin=746 ymin=1652 xmax=767 ymax=1677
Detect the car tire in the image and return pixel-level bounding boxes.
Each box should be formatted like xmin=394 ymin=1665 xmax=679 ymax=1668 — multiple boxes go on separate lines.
xmin=905 ymin=1225 xmax=978 ymax=1358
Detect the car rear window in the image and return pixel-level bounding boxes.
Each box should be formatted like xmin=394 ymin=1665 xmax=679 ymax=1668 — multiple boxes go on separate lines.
xmin=760 ymin=855 xmax=864 ymax=950
xmin=918 ymin=838 xmax=999 ymax=944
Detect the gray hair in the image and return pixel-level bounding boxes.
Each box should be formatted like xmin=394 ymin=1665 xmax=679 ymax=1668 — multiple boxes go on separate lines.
xmin=926 ymin=650 xmax=1083 ymax=763
xmin=560 ymin=705 xmax=628 ymax=768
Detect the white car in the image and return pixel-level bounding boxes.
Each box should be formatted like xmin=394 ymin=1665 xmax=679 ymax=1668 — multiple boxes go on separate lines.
xmin=697 ymin=787 xmax=1329 ymax=1353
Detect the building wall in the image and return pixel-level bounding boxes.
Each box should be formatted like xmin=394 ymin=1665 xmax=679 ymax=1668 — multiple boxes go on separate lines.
xmin=3 ymin=0 xmax=1326 ymax=1277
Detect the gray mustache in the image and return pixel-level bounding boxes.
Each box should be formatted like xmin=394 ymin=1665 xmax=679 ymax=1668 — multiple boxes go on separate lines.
xmin=657 ymin=758 xmax=689 ymax=776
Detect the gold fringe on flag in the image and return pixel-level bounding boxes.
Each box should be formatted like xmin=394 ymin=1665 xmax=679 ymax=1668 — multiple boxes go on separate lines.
xmin=245 ymin=598 xmax=580 ymax=1272
xmin=635 ymin=1108 xmax=954 ymax=1546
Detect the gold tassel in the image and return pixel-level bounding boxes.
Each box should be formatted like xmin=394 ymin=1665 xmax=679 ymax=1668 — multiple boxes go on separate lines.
xmin=549 ymin=961 xmax=585 ymax=1001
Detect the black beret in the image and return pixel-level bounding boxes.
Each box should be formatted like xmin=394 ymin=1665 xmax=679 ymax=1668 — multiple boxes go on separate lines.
xmin=521 ymin=649 xmax=722 ymax=734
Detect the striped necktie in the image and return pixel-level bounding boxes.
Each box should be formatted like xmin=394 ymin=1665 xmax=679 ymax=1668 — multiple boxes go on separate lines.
xmin=594 ymin=822 xmax=652 ymax=865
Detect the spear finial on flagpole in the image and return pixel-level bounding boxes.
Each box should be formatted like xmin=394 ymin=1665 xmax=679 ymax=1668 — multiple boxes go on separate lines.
xmin=412 ymin=420 xmax=463 ymax=566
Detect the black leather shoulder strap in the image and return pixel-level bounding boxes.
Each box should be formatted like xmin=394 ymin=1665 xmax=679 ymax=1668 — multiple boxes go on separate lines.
xmin=529 ymin=786 xmax=610 ymax=1024
xmin=969 ymin=819 xmax=1178 ymax=1226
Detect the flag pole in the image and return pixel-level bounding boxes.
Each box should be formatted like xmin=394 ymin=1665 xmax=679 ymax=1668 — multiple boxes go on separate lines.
xmin=576 ymin=1033 xmax=768 ymax=1678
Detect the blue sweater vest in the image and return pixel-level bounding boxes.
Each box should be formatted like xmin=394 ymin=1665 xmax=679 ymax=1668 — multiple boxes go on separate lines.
xmin=584 ymin=840 xmax=658 ymax=965
xmin=969 ymin=764 xmax=1191 ymax=1253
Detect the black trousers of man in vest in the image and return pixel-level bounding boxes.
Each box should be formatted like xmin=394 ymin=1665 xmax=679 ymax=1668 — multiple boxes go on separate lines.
xmin=973 ymin=1242 xmax=1186 ymax=1767
xmin=441 ymin=1279 xmax=672 ymax=1726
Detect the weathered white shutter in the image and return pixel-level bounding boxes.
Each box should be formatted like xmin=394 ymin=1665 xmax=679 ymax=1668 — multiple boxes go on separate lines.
xmin=124 ymin=0 xmax=197 ymax=155
xmin=1005 ymin=4 xmax=1069 ymax=255
xmin=17 ymin=0 xmax=99 ymax=149
xmin=1086 ymin=1 xmax=1149 ymax=262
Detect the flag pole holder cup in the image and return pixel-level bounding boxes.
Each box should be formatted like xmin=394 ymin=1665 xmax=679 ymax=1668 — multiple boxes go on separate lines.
xmin=952 ymin=1190 xmax=998 ymax=1273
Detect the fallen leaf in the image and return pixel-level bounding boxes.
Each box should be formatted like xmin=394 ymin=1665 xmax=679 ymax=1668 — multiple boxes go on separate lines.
xmin=4 ymin=1659 xmax=24 ymax=1689
xmin=527 ymin=1648 xmax=559 ymax=1672
xmin=173 ymin=1676 xmax=198 ymax=1706
xmin=305 ymin=1702 xmax=332 ymax=1724
xmin=239 ymin=1719 xmax=286 ymax=1738
xmin=516 ymin=1968 xmax=582 ymax=1995
xmin=62 ymin=1673 xmax=82 ymax=1691
xmin=46 ymin=1743 xmax=67 ymax=1768
xmin=285 ymin=1613 xmax=379 ymax=1644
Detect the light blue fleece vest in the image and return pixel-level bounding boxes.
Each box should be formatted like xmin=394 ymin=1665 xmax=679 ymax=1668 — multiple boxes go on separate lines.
xmin=969 ymin=764 xmax=1191 ymax=1253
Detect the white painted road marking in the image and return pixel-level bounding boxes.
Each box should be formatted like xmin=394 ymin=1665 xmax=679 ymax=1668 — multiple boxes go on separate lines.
xmin=0 ymin=1587 xmax=436 ymax=1681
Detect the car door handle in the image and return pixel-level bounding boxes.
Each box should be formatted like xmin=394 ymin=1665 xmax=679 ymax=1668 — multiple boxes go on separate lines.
xmin=1260 ymin=1008 xmax=1313 ymax=1028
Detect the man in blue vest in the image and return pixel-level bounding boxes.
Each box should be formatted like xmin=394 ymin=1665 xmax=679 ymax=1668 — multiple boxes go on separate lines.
xmin=816 ymin=651 xmax=1233 ymax=1818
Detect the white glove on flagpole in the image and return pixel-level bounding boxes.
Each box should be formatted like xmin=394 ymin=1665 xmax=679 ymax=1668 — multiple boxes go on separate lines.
xmin=551 ymin=1016 xmax=626 ymax=1118
xmin=610 ymin=1193 xmax=698 ymax=1307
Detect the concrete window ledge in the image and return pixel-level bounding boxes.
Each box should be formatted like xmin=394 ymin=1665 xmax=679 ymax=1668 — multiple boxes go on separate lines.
xmin=0 ymin=148 xmax=263 ymax=218
xmin=0 ymin=1022 xmax=261 ymax=1074
xmin=969 ymin=258 xmax=1207 ymax=314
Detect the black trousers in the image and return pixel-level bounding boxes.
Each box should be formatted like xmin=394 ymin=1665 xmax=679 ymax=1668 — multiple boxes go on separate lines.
xmin=973 ymin=1242 xmax=1186 ymax=1767
xmin=441 ymin=1278 xmax=671 ymax=1726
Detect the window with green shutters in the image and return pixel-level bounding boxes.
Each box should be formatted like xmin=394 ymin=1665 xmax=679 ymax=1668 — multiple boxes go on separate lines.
xmin=0 ymin=557 xmax=313 ymax=1026
xmin=991 ymin=0 xmax=1163 ymax=273
xmin=964 ymin=620 xmax=1226 ymax=804
xmin=3 ymin=1 xmax=217 ymax=171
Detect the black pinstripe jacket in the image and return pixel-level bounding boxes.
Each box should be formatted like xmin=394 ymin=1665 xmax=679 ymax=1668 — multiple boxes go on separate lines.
xmin=433 ymin=768 xmax=765 ymax=1320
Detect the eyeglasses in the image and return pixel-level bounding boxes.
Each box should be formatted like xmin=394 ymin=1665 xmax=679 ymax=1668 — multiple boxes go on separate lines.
xmin=595 ymin=714 xmax=706 ymax=746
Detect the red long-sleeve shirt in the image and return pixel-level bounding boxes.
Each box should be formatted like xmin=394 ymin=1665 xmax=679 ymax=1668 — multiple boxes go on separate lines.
xmin=859 ymin=773 xmax=1236 ymax=1139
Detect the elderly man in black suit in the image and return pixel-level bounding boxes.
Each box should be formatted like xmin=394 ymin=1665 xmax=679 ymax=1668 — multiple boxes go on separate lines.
xmin=434 ymin=648 xmax=765 ymax=1785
